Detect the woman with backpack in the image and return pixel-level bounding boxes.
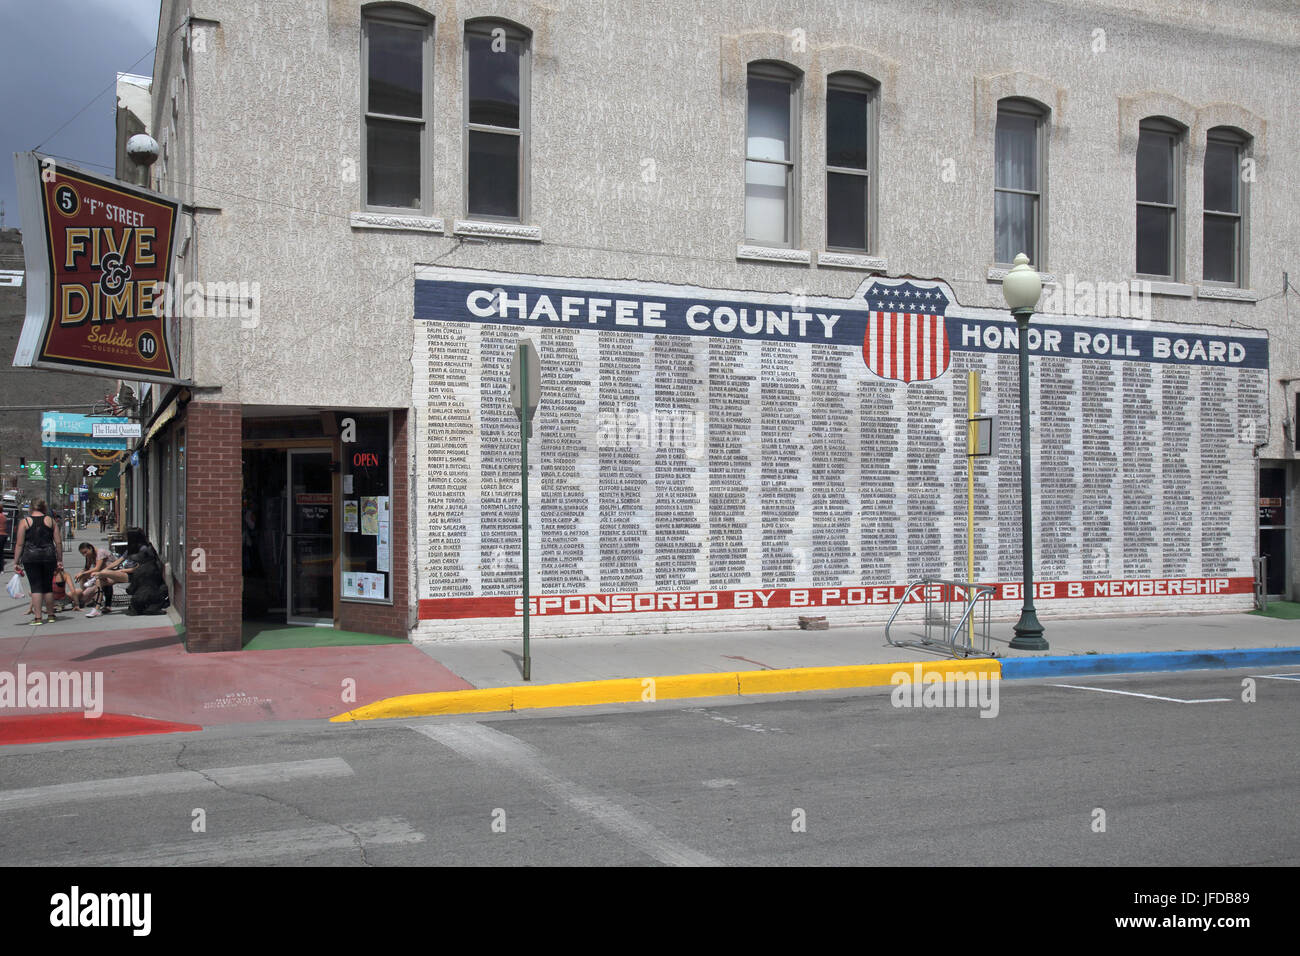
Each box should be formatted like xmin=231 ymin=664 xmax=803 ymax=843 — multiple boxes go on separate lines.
xmin=13 ymin=500 xmax=64 ymax=625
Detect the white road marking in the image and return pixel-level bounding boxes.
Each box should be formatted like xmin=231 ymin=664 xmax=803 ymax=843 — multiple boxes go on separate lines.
xmin=23 ymin=817 xmax=422 ymax=867
xmin=1253 ymin=674 xmax=1300 ymax=682
xmin=1050 ymin=683 xmax=1230 ymax=704
xmin=414 ymin=722 xmax=718 ymax=867
xmin=0 ymin=757 xmax=353 ymax=811
xmin=685 ymin=707 xmax=787 ymax=734
xmin=702 ymin=779 xmax=738 ymax=789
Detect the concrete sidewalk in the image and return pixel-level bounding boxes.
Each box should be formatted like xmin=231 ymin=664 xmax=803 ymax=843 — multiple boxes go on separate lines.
xmin=411 ymin=611 xmax=1300 ymax=688
xmin=2 ymin=574 xmax=1296 ymax=742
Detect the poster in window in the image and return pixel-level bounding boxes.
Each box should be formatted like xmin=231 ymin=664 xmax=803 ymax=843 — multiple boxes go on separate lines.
xmin=377 ymin=496 xmax=390 ymax=572
xmin=341 ymin=411 xmax=391 ymax=603
xmin=360 ymin=496 xmax=379 ymax=536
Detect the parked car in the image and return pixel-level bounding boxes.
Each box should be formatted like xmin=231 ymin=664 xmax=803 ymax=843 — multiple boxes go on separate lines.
xmin=1 ymin=495 xmax=19 ymax=562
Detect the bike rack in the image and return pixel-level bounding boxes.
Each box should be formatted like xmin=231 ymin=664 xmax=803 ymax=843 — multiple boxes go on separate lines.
xmin=884 ymin=577 xmax=998 ymax=658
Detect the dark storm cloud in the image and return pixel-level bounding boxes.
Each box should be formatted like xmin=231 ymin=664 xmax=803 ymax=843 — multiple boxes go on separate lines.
xmin=0 ymin=0 xmax=160 ymax=232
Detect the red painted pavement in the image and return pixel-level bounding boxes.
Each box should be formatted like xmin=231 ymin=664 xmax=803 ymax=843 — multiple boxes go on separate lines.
xmin=0 ymin=713 xmax=202 ymax=745
xmin=0 ymin=626 xmax=473 ymax=739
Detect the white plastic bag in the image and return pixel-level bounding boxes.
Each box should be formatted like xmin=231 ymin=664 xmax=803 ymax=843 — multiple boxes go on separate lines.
xmin=6 ymin=573 xmax=25 ymax=600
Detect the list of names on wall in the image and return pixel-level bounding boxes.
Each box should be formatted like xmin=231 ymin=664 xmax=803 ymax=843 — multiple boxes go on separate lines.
xmin=414 ymin=279 xmax=1268 ymax=616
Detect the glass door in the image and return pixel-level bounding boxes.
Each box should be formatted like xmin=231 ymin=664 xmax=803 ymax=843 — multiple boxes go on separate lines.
xmin=1259 ymin=465 xmax=1290 ymax=600
xmin=287 ymin=449 xmax=334 ymax=626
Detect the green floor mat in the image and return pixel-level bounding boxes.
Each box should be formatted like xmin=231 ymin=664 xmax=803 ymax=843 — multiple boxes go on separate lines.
xmin=1249 ymin=601 xmax=1300 ymax=620
xmin=242 ymin=623 xmax=408 ymax=649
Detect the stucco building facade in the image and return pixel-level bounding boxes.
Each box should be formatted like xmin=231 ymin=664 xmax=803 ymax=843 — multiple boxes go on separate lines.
xmin=120 ymin=0 xmax=1299 ymax=650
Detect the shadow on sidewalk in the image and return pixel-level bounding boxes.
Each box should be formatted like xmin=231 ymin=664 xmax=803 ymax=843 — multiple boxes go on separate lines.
xmin=72 ymin=632 xmax=183 ymax=661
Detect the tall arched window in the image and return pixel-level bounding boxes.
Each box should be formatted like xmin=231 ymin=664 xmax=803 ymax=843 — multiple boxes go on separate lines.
xmin=994 ymin=98 xmax=1047 ymax=267
xmin=745 ymin=61 xmax=801 ymax=246
xmin=464 ymin=19 xmax=531 ymax=221
xmin=1136 ymin=116 xmax=1185 ymax=279
xmin=1203 ymin=126 xmax=1249 ymax=286
xmin=825 ymin=72 xmax=878 ymax=253
xmin=362 ymin=4 xmax=433 ymax=212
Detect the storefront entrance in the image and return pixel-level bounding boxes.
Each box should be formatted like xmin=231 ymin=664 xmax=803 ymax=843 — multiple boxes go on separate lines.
xmin=1259 ymin=463 xmax=1291 ymax=600
xmin=287 ymin=450 xmax=334 ymax=625
xmin=242 ymin=446 xmax=335 ymax=628
xmin=239 ymin=408 xmax=402 ymax=644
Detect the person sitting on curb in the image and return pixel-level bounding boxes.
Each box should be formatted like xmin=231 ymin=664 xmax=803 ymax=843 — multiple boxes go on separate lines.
xmin=74 ymin=541 xmax=114 ymax=611
xmin=51 ymin=567 xmax=83 ymax=612
xmin=86 ymin=529 xmax=152 ymax=618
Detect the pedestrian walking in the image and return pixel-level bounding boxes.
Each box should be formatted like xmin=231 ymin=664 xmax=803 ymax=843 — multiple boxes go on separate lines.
xmin=13 ymin=500 xmax=64 ymax=625
xmin=98 ymin=509 xmax=107 ymax=534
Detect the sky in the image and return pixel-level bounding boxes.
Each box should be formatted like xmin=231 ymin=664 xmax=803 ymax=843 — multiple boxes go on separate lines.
xmin=0 ymin=0 xmax=161 ymax=233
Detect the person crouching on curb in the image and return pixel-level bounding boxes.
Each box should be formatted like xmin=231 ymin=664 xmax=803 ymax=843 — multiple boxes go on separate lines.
xmin=85 ymin=540 xmax=144 ymax=618
xmin=74 ymin=541 xmax=114 ymax=611
xmin=13 ymin=499 xmax=64 ymax=625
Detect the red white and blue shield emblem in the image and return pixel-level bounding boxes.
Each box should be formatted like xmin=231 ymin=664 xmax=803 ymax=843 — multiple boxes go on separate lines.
xmin=862 ymin=282 xmax=951 ymax=383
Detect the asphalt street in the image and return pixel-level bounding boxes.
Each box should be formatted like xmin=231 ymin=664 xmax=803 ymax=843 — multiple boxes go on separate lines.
xmin=0 ymin=667 xmax=1296 ymax=866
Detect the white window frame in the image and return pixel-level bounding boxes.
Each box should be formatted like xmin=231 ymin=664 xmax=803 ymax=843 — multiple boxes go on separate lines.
xmin=361 ymin=4 xmax=434 ymax=215
xmin=744 ymin=61 xmax=801 ymax=249
xmin=1202 ymin=126 xmax=1250 ymax=288
xmin=993 ymin=97 xmax=1047 ymax=268
xmin=463 ymin=18 xmax=531 ymax=224
xmin=1135 ymin=117 xmax=1185 ymax=282
xmin=825 ymin=71 xmax=878 ymax=255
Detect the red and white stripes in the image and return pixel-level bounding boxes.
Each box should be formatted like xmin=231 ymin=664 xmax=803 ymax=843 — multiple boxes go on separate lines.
xmin=865 ymin=311 xmax=951 ymax=382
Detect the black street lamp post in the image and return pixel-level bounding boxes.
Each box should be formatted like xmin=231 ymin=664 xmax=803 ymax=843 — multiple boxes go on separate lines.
xmin=1003 ymin=253 xmax=1049 ymax=651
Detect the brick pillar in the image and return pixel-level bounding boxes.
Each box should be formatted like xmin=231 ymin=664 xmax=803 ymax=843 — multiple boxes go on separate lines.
xmin=338 ymin=409 xmax=411 ymax=639
xmin=184 ymin=401 xmax=242 ymax=652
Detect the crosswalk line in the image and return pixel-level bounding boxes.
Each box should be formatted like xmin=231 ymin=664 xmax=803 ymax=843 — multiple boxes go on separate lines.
xmin=24 ymin=817 xmax=422 ymax=867
xmin=414 ymin=721 xmax=718 ymax=867
xmin=0 ymin=757 xmax=353 ymax=811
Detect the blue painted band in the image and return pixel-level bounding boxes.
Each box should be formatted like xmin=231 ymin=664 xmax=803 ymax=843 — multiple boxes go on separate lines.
xmin=1000 ymin=646 xmax=1300 ymax=679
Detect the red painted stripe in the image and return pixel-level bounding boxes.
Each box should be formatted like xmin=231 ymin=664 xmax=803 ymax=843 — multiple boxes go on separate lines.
xmin=0 ymin=713 xmax=202 ymax=746
xmin=875 ymin=312 xmax=883 ymax=376
xmin=902 ymin=312 xmax=912 ymax=382
xmin=418 ymin=577 xmax=1255 ymax=620
xmin=930 ymin=314 xmax=940 ymax=379
xmin=941 ymin=317 xmax=951 ymax=371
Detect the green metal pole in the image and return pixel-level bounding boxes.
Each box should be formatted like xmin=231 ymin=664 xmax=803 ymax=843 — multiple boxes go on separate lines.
xmin=520 ymin=345 xmax=531 ymax=681
xmin=1010 ymin=308 xmax=1048 ymax=650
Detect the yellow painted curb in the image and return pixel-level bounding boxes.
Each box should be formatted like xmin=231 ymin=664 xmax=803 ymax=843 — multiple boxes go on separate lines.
xmin=512 ymin=677 xmax=646 ymax=710
xmin=329 ymin=659 xmax=1002 ymax=722
xmin=331 ymin=687 xmax=513 ymax=722
xmin=738 ymin=659 xmax=1000 ymax=695
xmin=646 ymin=672 xmax=740 ymax=701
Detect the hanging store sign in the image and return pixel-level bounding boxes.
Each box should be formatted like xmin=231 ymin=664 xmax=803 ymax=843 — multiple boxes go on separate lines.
xmin=91 ymin=422 xmax=142 ymax=438
xmin=41 ymin=413 xmax=130 ymax=450
xmin=11 ymin=152 xmax=184 ymax=383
